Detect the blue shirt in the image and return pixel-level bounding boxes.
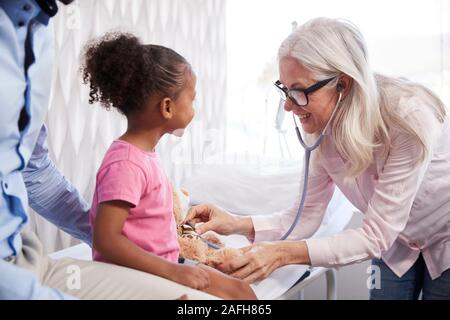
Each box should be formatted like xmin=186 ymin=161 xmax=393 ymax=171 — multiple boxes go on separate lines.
xmin=0 ymin=0 xmax=91 ymax=299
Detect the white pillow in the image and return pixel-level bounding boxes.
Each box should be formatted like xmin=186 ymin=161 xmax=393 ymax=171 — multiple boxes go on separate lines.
xmin=182 ymin=161 xmax=302 ymax=215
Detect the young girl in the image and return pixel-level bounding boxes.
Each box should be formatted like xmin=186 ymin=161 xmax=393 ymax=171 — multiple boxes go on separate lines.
xmin=82 ymin=32 xmax=256 ymax=300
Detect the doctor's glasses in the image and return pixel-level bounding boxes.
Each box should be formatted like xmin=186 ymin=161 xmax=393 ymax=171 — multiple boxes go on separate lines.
xmin=274 ymin=77 xmax=336 ymax=107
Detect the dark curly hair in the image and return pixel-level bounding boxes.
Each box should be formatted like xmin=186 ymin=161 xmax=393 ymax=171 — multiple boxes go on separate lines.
xmin=81 ymin=32 xmax=191 ymax=116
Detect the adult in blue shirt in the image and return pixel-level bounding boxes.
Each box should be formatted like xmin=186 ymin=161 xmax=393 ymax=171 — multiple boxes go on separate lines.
xmin=0 ymin=0 xmax=216 ymax=299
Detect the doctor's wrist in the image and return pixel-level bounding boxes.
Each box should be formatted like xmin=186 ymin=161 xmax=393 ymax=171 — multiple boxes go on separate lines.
xmin=234 ymin=216 xmax=255 ymax=241
xmin=278 ymin=240 xmax=311 ymax=266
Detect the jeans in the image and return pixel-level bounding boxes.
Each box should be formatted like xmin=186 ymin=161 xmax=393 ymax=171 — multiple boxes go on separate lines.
xmin=370 ymin=254 xmax=450 ymax=300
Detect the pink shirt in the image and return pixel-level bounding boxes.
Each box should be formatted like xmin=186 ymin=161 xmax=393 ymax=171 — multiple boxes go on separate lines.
xmin=252 ymin=95 xmax=450 ymax=280
xmin=90 ymin=140 xmax=179 ymax=263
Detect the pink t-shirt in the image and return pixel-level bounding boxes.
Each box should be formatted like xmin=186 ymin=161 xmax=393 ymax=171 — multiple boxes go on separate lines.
xmin=90 ymin=140 xmax=179 ymax=263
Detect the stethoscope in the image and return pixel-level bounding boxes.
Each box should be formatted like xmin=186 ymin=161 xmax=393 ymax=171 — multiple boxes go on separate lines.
xmin=280 ymin=89 xmax=344 ymax=240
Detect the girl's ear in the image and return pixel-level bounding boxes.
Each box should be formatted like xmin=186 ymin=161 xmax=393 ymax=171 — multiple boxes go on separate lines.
xmin=159 ymin=97 xmax=173 ymax=120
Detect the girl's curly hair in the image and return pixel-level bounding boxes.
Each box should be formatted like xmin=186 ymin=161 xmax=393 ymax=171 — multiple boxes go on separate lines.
xmin=81 ymin=32 xmax=191 ymax=116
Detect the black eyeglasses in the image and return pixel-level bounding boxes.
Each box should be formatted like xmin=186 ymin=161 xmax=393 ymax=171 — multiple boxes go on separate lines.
xmin=274 ymin=77 xmax=336 ymax=107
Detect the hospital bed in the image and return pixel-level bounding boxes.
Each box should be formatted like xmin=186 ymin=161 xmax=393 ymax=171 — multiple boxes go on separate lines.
xmin=50 ymin=160 xmax=356 ymax=299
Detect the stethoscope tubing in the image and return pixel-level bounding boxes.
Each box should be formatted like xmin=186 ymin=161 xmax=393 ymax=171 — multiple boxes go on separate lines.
xmin=280 ymin=91 xmax=343 ymax=240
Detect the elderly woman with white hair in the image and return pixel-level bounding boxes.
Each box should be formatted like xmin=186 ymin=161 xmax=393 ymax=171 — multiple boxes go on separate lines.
xmin=185 ymin=17 xmax=450 ymax=300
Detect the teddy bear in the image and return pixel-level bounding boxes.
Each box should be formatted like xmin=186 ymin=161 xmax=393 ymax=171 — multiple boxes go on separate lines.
xmin=172 ymin=187 xmax=243 ymax=268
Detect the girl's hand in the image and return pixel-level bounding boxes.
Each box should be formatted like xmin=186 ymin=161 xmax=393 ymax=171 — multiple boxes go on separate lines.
xmin=184 ymin=203 xmax=255 ymax=239
xmin=171 ymin=264 xmax=210 ymax=290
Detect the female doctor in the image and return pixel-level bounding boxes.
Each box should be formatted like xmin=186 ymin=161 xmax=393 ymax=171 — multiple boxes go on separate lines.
xmin=185 ymin=18 xmax=450 ymax=299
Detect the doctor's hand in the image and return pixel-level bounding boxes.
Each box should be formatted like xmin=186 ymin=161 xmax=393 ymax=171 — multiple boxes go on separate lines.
xmin=216 ymin=242 xmax=284 ymax=283
xmin=184 ymin=203 xmax=255 ymax=240
xmin=217 ymin=241 xmax=311 ymax=283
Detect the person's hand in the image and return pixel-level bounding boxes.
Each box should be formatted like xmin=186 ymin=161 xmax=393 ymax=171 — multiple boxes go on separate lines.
xmin=171 ymin=264 xmax=210 ymax=290
xmin=184 ymin=203 xmax=253 ymax=238
xmin=218 ymin=241 xmax=311 ymax=283
xmin=216 ymin=242 xmax=285 ymax=283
